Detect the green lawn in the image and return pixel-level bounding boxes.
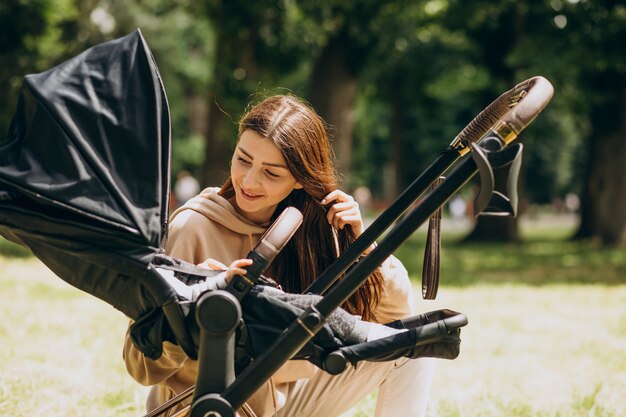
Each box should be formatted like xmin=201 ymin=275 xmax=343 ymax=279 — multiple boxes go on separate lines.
xmin=1 ymin=215 xmax=625 ymax=417
xmin=0 ymin=258 xmax=148 ymax=417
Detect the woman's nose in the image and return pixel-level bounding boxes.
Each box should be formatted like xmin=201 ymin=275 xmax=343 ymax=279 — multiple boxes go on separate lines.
xmin=243 ymin=168 xmax=260 ymax=187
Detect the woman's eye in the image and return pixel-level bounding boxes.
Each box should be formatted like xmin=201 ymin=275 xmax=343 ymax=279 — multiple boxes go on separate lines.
xmin=237 ymin=156 xmax=251 ymax=165
xmin=266 ymin=170 xmax=280 ymax=179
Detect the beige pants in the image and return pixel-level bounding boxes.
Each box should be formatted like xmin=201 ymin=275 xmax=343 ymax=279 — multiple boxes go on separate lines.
xmin=277 ymin=357 xmax=435 ymax=417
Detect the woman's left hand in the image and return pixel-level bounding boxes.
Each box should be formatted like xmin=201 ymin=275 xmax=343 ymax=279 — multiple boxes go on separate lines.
xmin=197 ymin=258 xmax=253 ymax=282
xmin=321 ymin=190 xmax=365 ymax=237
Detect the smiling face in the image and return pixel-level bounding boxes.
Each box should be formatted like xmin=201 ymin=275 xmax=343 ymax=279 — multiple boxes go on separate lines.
xmin=230 ymin=129 xmax=302 ymax=224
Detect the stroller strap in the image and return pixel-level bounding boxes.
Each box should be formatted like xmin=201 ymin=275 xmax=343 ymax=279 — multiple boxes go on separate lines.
xmin=422 ymin=177 xmax=444 ymax=299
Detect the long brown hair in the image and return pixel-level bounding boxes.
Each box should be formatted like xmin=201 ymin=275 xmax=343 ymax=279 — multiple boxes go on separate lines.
xmin=219 ymin=95 xmax=383 ymax=321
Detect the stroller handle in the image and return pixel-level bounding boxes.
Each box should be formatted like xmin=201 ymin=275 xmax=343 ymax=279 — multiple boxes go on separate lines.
xmin=395 ymin=308 xmax=468 ymax=331
xmin=442 ymin=312 xmax=469 ymax=331
xmin=253 ymin=206 xmax=303 ymax=261
xmin=322 ymin=310 xmax=468 ymax=375
xmin=450 ymin=76 xmax=554 ymax=153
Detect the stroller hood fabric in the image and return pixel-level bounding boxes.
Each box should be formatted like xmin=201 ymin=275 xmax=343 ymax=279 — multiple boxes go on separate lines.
xmin=0 ymin=29 xmax=171 ymax=320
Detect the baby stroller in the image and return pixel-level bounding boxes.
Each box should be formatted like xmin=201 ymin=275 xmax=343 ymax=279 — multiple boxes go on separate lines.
xmin=0 ymin=30 xmax=553 ymax=417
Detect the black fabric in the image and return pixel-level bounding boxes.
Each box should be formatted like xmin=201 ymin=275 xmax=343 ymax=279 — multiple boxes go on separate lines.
xmin=338 ymin=325 xmax=461 ymax=364
xmin=0 ymin=29 xmax=171 ymax=321
xmin=129 ymin=307 xmax=178 ymax=360
xmin=240 ymin=288 xmax=343 ymax=359
xmin=335 ymin=310 xmax=465 ymax=365
xmin=254 ymin=289 xmax=367 ymax=344
xmin=125 ymin=281 xmax=348 ymax=369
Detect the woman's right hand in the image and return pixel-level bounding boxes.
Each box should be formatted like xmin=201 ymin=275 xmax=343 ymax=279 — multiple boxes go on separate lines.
xmin=321 ymin=189 xmax=365 ymax=236
xmin=322 ymin=189 xmax=376 ymax=255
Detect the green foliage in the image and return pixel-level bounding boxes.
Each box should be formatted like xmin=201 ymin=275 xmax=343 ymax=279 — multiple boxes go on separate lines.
xmin=170 ymin=133 xmax=206 ymax=176
xmin=0 ymin=0 xmax=76 ymax=135
xmin=1 ymin=0 xmax=625 ymax=241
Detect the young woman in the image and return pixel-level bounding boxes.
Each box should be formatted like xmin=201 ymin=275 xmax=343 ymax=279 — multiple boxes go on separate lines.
xmin=123 ymin=95 xmax=435 ymax=417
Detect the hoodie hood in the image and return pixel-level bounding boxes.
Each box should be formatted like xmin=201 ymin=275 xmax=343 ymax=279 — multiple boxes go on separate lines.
xmin=170 ymin=187 xmax=268 ymax=237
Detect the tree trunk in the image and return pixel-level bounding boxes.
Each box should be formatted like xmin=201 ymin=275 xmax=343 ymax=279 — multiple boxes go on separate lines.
xmin=200 ymin=14 xmax=260 ymax=188
xmin=186 ymin=93 xmax=209 ymax=139
xmin=389 ymin=72 xmax=408 ymax=198
xmin=200 ymin=94 xmax=234 ymax=187
xmin=309 ymin=30 xmax=358 ymax=182
xmin=574 ymin=74 xmax=626 ymax=246
xmin=200 ymin=25 xmax=233 ymax=188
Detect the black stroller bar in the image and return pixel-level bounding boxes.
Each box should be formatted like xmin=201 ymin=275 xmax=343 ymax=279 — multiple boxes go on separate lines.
xmin=323 ymin=309 xmax=469 ymax=375
xmin=306 ymin=76 xmax=554 ymax=296
xmin=195 ymin=77 xmax=555 ymax=415
xmin=304 ymin=150 xmax=459 ymax=295
xmin=216 ymin=144 xmax=481 ymax=413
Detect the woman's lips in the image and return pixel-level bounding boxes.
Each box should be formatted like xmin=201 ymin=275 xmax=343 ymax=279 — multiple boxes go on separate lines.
xmin=240 ymin=187 xmax=262 ymax=201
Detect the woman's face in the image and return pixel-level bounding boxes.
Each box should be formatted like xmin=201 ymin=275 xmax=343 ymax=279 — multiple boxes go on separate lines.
xmin=230 ymin=129 xmax=302 ymax=224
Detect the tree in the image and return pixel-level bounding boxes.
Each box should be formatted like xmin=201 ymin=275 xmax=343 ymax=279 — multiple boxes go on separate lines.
xmin=0 ymin=0 xmax=139 ymax=136
xmin=309 ymin=26 xmax=359 ymax=176
xmin=0 ymin=0 xmax=78 ymax=135
xmin=513 ymin=0 xmax=626 ymax=246
xmin=562 ymin=2 xmax=626 ymax=246
xmin=443 ymin=0 xmax=549 ymax=242
xmin=297 ymin=1 xmax=391 ymax=182
xmin=185 ymin=0 xmax=308 ymax=187
xmin=355 ymin=0 xmax=488 ymax=199
xmin=111 ymin=0 xmax=215 ymax=179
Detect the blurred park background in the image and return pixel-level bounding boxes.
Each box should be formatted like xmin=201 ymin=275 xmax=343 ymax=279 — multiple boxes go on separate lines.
xmin=1 ymin=0 xmax=625 ymax=416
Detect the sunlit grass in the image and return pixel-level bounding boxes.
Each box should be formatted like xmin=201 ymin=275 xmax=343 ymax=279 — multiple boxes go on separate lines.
xmin=395 ymin=214 xmax=626 ymax=286
xmin=1 ymin=214 xmax=625 ymax=417
xmin=421 ymin=285 xmax=626 ymax=417
xmin=0 ymin=257 xmax=148 ymax=417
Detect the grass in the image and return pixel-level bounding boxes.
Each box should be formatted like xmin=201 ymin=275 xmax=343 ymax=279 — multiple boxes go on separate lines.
xmin=1 ymin=214 xmax=625 ymax=416
xmin=415 ymin=285 xmax=626 ymax=417
xmin=396 ymin=214 xmax=626 ymax=286
xmin=0 ymin=258 xmax=148 ymax=417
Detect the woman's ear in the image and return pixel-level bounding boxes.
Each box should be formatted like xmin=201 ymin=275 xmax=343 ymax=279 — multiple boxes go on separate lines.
xmin=294 ymin=182 xmax=303 ymax=190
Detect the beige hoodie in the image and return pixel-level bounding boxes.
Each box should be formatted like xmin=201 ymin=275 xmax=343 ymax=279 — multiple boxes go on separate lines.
xmin=123 ymin=187 xmax=417 ymax=417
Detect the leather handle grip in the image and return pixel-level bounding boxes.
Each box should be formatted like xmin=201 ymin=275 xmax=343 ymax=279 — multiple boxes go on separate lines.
xmin=450 ymin=76 xmax=555 ymax=152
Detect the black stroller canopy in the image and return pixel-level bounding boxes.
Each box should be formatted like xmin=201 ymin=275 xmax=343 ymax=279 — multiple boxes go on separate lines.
xmin=0 ymin=29 xmax=171 ymax=319
xmin=1 ymin=28 xmax=169 ymax=244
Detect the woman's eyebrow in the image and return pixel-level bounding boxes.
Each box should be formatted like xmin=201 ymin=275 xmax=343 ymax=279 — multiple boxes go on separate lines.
xmin=238 ymin=146 xmax=288 ymax=169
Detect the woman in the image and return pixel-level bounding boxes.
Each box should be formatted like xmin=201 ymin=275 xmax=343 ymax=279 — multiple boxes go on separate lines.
xmin=123 ymin=95 xmax=435 ymax=417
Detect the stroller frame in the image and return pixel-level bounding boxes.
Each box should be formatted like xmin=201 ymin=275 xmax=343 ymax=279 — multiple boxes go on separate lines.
xmin=0 ymin=30 xmax=554 ymax=417
xmin=152 ymin=82 xmax=554 ymax=417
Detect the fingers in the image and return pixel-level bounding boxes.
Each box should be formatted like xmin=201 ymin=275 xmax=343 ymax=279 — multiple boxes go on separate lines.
xmin=327 ymin=202 xmax=361 ymax=230
xmin=321 ymin=190 xmax=364 ymax=236
xmin=321 ymin=189 xmax=346 ymax=206
xmin=229 ymin=258 xmax=253 ymax=270
xmin=197 ymin=258 xmax=228 ymax=270
xmin=197 ymin=258 xmax=254 ymax=283
xmin=225 ymin=258 xmax=253 ymax=281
